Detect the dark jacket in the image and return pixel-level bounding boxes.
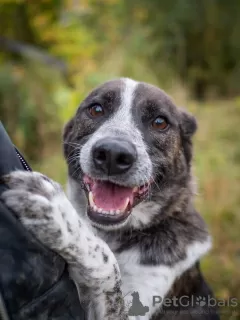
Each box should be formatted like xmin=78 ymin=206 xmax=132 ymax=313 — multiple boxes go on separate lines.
xmin=0 ymin=122 xmax=85 ymax=320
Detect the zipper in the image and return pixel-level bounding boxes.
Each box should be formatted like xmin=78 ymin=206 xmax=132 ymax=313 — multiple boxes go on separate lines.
xmin=0 ymin=146 xmax=31 ymax=320
xmin=14 ymin=148 xmax=32 ymax=172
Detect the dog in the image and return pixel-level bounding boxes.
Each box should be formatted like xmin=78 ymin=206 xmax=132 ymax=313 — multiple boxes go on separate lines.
xmin=1 ymin=78 xmax=219 ymax=319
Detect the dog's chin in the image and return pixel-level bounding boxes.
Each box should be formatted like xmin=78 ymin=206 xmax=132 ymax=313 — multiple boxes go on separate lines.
xmin=83 ymin=174 xmax=151 ymax=230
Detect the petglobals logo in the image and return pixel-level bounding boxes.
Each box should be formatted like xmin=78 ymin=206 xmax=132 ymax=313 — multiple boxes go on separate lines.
xmin=125 ymin=291 xmax=238 ymax=317
xmin=152 ymin=295 xmax=238 ymax=309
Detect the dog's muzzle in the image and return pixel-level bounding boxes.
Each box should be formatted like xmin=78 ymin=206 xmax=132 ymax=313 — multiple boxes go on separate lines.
xmin=82 ymin=138 xmax=151 ymax=228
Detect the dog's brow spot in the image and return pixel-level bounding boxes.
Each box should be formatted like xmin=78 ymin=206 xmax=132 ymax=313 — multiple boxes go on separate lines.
xmin=102 ymin=252 xmax=109 ymax=263
xmin=95 ymin=245 xmax=100 ymax=252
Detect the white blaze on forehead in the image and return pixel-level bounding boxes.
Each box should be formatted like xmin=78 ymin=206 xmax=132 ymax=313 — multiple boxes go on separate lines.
xmin=121 ymin=78 xmax=139 ymax=112
xmin=106 ymin=77 xmax=139 ymax=133
xmin=91 ymin=78 xmax=140 ymax=137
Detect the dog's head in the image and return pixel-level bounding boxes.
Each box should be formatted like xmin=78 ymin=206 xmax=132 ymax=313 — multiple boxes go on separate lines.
xmin=63 ymin=78 xmax=197 ymax=230
xmin=131 ymin=292 xmax=139 ymax=299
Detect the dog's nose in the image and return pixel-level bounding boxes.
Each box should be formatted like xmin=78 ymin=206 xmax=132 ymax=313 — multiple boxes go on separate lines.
xmin=92 ymin=138 xmax=137 ymax=175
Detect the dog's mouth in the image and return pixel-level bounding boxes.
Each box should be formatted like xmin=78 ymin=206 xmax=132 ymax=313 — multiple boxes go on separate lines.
xmin=83 ymin=175 xmax=150 ymax=227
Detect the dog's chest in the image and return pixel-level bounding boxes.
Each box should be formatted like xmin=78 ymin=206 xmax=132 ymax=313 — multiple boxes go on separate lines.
xmin=97 ymin=230 xmax=152 ymax=297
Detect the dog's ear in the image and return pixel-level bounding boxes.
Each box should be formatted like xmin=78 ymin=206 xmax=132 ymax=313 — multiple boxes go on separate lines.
xmin=63 ymin=117 xmax=74 ymax=141
xmin=178 ymin=108 xmax=197 ymax=165
xmin=62 ymin=117 xmax=75 ymax=159
xmin=178 ymin=108 xmax=197 ymax=138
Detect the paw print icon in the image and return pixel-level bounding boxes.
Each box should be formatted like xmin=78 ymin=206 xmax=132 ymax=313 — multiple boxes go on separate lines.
xmin=196 ymin=296 xmax=207 ymax=307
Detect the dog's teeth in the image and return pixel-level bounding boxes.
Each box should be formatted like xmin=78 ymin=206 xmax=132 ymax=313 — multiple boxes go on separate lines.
xmin=91 ymin=206 xmax=126 ymax=216
xmin=89 ymin=192 xmax=94 ymax=206
xmin=120 ymin=198 xmax=129 ymax=211
xmin=133 ymin=186 xmax=138 ymax=192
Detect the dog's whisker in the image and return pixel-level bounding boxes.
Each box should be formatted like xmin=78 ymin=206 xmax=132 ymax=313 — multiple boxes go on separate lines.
xmin=65 ymin=150 xmax=81 ymax=165
xmin=66 ymin=155 xmax=78 ymax=164
xmin=63 ymin=142 xmax=80 ymax=147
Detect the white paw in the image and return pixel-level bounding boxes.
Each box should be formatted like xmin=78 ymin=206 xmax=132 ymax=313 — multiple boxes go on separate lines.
xmin=1 ymin=171 xmax=121 ymax=294
xmin=1 ymin=171 xmax=71 ymax=250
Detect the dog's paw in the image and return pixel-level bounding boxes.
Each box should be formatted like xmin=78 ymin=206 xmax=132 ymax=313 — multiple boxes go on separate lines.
xmin=1 ymin=170 xmax=61 ymax=199
xmin=1 ymin=171 xmax=72 ymax=250
xmin=1 ymin=171 xmax=122 ymax=294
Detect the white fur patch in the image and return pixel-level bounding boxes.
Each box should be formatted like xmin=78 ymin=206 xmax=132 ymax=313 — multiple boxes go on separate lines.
xmin=120 ymin=78 xmax=138 ymax=115
xmin=116 ymin=237 xmax=212 ymax=319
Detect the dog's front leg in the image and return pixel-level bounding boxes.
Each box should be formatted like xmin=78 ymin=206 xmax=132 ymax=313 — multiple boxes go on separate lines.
xmin=1 ymin=171 xmax=128 ymax=320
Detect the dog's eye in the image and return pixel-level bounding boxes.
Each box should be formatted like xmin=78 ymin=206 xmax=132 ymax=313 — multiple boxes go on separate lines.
xmin=89 ymin=104 xmax=104 ymax=117
xmin=152 ymin=117 xmax=168 ymax=130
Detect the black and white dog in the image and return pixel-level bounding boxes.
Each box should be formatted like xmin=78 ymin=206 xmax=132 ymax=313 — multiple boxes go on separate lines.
xmin=2 ymin=78 xmax=219 ymax=319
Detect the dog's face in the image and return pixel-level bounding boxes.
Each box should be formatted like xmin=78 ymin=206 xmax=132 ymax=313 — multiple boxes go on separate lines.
xmin=63 ymin=78 xmax=197 ymax=230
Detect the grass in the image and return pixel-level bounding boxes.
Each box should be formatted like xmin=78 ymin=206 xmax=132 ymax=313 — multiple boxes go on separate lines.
xmin=34 ymin=99 xmax=240 ymax=319
xmin=191 ymin=101 xmax=240 ymax=319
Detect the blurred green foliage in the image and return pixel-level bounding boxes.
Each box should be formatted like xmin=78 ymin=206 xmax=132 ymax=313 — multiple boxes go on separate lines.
xmin=0 ymin=0 xmax=240 ymax=319
xmin=123 ymin=0 xmax=240 ymax=99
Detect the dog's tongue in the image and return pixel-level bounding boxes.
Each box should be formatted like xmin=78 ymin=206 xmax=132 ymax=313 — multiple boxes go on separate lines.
xmin=91 ymin=180 xmax=133 ymax=211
